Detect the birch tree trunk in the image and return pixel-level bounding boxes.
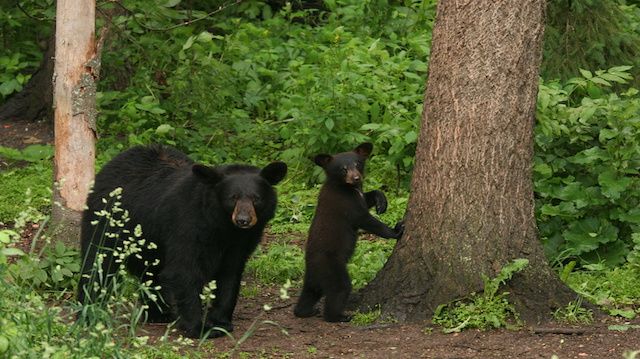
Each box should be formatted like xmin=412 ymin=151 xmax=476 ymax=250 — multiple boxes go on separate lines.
xmin=357 ymin=0 xmax=577 ymax=323
xmin=50 ymin=0 xmax=97 ymax=246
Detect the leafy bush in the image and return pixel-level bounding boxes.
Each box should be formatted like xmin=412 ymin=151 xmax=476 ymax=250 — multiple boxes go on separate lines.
xmin=0 ymin=2 xmax=51 ymax=101
xmin=535 ymin=66 xmax=640 ymax=267
xmin=542 ymin=0 xmax=640 ymax=85
xmin=96 ymin=0 xmax=434 ymax=181
xmin=9 ymin=241 xmax=80 ymax=291
xmin=432 ymin=259 xmax=528 ymax=332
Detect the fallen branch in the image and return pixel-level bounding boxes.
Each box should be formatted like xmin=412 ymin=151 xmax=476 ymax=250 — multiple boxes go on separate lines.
xmin=531 ymin=327 xmax=587 ymax=335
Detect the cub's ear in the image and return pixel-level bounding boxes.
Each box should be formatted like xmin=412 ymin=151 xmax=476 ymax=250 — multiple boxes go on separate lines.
xmin=192 ymin=164 xmax=223 ymax=183
xmin=354 ymin=142 xmax=373 ymax=158
xmin=261 ymin=161 xmax=288 ymax=185
xmin=314 ymin=154 xmax=332 ymax=168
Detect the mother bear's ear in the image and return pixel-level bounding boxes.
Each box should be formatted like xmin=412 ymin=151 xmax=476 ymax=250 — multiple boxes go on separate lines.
xmin=353 ymin=142 xmax=373 ymax=158
xmin=192 ymin=164 xmax=224 ymax=183
xmin=260 ymin=161 xmax=288 ymax=185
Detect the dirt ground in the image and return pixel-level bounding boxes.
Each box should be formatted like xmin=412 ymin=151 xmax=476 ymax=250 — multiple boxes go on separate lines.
xmin=140 ymin=283 xmax=640 ymax=359
xmin=3 ymin=119 xmax=640 ymax=358
xmin=0 ymin=118 xmax=53 ymax=149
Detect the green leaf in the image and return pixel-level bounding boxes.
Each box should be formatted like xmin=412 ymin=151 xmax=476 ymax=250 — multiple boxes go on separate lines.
xmin=608 ymin=65 xmax=633 ymax=73
xmin=324 ymin=118 xmax=334 ymax=131
xmin=564 ymin=218 xmax=618 ymax=255
xmin=182 ymin=35 xmax=196 ymax=51
xmin=579 ymin=69 xmax=593 ymax=79
xmin=361 ymin=123 xmax=381 ymax=131
xmin=590 ymin=77 xmax=611 ymax=87
xmin=598 ymin=73 xmax=627 ymax=84
xmin=533 ymin=163 xmax=552 ymax=178
xmin=579 ymin=105 xmax=597 ymax=122
xmin=404 ymin=131 xmax=418 ymax=144
xmin=1 ymin=247 xmax=25 ymax=256
xmin=0 ymin=79 xmax=21 ymax=96
xmin=608 ymin=324 xmax=639 ymax=332
xmin=598 ymin=128 xmax=617 ymax=142
xmin=598 ymin=170 xmax=632 ymax=200
xmin=162 ymin=0 xmax=181 ymax=7
xmin=196 ymin=31 xmax=213 ymax=43
xmin=615 ymin=208 xmax=640 ymax=225
xmin=569 ymin=147 xmax=609 ymax=164
xmin=0 ymin=230 xmax=19 ymax=243
xmin=155 ymin=124 xmax=175 ymax=135
xmin=608 ymin=309 xmax=636 ymax=319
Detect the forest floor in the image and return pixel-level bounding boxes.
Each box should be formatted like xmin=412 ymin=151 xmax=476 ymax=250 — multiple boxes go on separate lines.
xmin=166 ymin=284 xmax=640 ymax=359
xmin=2 ymin=119 xmax=640 ymax=358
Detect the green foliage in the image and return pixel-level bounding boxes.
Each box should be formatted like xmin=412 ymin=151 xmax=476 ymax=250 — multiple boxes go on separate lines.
xmin=552 ymin=298 xmax=594 ymax=324
xmin=0 ymin=53 xmax=32 ymax=98
xmin=268 ymin=182 xmax=318 ymax=234
xmin=0 ymin=229 xmax=24 ymax=266
xmin=96 ymin=0 xmax=434 ymax=180
xmin=535 ymin=66 xmax=640 ymax=267
xmin=246 ymin=242 xmax=305 ymax=284
xmin=0 ymin=144 xmax=54 ymax=163
xmin=350 ymin=307 xmax=382 ymax=326
xmin=542 ymin=0 xmax=640 ymax=85
xmin=9 ymin=241 xmax=80 ymax=291
xmin=348 ymin=239 xmax=395 ymax=289
xmin=0 ymin=1 xmax=53 ymax=100
xmin=0 ymin=236 xmax=188 ymax=358
xmin=432 ymin=259 xmax=528 ymax=332
xmin=0 ymin=161 xmax=52 ymax=223
xmin=565 ymin=265 xmax=640 ymax=318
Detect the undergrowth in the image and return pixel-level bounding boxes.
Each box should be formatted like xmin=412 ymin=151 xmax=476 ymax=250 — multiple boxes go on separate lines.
xmin=431 ymin=259 xmax=529 ymax=333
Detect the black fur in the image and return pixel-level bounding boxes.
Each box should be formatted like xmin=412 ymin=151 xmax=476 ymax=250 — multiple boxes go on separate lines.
xmin=77 ymin=145 xmax=287 ymax=338
xmin=294 ymin=143 xmax=403 ymax=322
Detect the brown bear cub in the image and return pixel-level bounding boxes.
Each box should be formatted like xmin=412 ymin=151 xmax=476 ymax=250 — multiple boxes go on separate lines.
xmin=294 ymin=142 xmax=403 ymax=322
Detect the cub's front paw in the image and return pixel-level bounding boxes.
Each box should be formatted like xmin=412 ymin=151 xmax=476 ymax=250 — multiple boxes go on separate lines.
xmin=373 ymin=191 xmax=388 ymax=215
xmin=393 ymin=221 xmax=405 ymax=239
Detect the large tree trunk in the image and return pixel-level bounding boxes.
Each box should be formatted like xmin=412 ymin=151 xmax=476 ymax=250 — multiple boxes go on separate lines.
xmin=358 ymin=0 xmax=576 ymax=323
xmin=50 ymin=0 xmax=97 ymax=247
xmin=0 ymin=36 xmax=54 ymax=123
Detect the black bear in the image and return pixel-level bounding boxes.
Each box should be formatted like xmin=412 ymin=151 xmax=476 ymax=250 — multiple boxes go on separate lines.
xmin=77 ymin=145 xmax=287 ymax=338
xmin=293 ymin=142 xmax=403 ymax=322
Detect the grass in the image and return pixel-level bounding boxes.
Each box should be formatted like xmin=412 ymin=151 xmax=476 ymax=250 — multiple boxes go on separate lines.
xmin=552 ymin=298 xmax=594 ymax=324
xmin=1 ymin=154 xmax=640 ymax=358
xmin=0 ymin=161 xmax=51 ymax=223
xmin=348 ymin=239 xmax=396 ymax=289
xmin=565 ymin=265 xmax=640 ymax=319
xmin=246 ymin=242 xmax=305 ymax=285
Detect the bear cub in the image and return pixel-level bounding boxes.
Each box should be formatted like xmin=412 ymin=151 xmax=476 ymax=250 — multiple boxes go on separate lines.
xmin=77 ymin=145 xmax=287 ymax=338
xmin=294 ymin=142 xmax=403 ymax=322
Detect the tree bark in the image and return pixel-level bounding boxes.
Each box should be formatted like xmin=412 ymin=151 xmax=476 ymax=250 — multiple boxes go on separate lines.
xmin=0 ymin=36 xmax=54 ymax=123
xmin=50 ymin=0 xmax=97 ymax=247
xmin=357 ymin=0 xmax=577 ymax=323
